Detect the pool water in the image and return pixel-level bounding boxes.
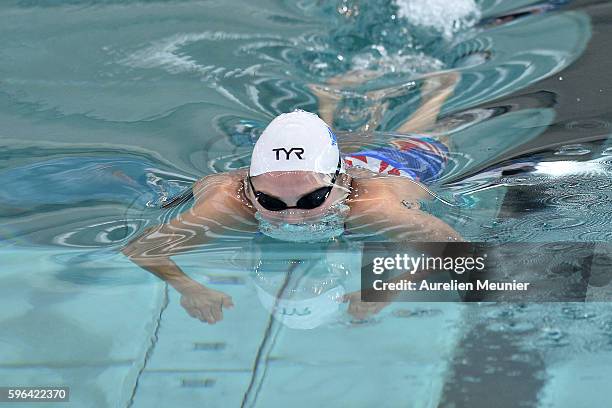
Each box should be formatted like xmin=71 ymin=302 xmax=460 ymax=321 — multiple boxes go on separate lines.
xmin=1 ymin=0 xmax=612 ymax=407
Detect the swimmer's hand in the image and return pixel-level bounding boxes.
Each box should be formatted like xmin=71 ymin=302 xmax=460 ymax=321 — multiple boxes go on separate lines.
xmin=342 ymin=291 xmax=390 ymax=321
xmin=179 ymin=284 xmax=234 ymax=324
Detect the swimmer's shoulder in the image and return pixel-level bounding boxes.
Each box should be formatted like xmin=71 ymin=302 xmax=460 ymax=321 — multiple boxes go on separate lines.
xmin=348 ymin=169 xmax=430 ymax=202
xmin=192 ymin=169 xmax=248 ymax=196
xmin=187 ymin=169 xmax=256 ymax=226
xmin=191 ymin=169 xmax=252 ymax=215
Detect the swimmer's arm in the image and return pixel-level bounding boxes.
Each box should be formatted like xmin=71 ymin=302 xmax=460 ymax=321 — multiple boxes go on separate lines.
xmin=348 ymin=207 xmax=463 ymax=241
xmin=343 ymin=240 xmax=453 ymax=320
xmin=121 ymin=210 xmax=206 ymax=294
xmin=345 ymin=195 xmax=463 ymax=242
xmin=121 ymin=180 xmax=257 ymax=294
xmin=120 ymin=213 xmax=221 ymax=295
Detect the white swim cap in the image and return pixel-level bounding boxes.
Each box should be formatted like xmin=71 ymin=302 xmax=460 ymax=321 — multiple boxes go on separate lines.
xmin=249 ymin=110 xmax=344 ymax=176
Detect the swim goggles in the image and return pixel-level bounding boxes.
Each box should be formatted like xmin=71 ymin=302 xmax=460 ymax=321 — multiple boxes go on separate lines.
xmin=247 ymin=156 xmax=342 ymax=211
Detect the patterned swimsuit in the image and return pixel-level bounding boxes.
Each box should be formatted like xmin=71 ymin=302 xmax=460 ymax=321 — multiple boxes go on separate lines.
xmin=342 ymin=136 xmax=449 ymax=183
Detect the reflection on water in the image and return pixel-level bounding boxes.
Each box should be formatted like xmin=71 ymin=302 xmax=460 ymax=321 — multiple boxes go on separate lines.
xmin=0 ymin=0 xmax=600 ymax=249
xmin=1 ymin=0 xmax=612 ymax=405
xmin=442 ymin=142 xmax=612 ymax=242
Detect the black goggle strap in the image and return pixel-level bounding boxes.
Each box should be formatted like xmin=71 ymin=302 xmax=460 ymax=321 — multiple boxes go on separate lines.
xmin=247 ymin=172 xmax=258 ymax=197
xmin=299 ymin=156 xmax=342 ymax=205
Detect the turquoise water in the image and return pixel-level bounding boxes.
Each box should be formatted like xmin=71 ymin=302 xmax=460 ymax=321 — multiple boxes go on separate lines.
xmin=1 ymin=0 xmax=612 ymax=407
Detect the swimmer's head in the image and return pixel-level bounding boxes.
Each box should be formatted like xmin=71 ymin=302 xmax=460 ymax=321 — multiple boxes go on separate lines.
xmin=250 ymin=109 xmax=345 ymax=177
xmin=247 ymin=110 xmax=351 ymax=225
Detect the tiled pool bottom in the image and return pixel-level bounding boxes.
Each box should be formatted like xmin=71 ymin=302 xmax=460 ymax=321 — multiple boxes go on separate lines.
xmin=2 ymin=247 xmax=612 ymax=408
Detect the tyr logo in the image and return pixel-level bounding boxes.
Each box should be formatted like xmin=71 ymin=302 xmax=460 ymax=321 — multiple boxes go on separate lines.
xmin=272 ymin=147 xmax=304 ymax=160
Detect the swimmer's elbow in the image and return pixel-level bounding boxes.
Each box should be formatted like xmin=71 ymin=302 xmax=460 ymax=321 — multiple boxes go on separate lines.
xmin=120 ymin=228 xmax=160 ymax=260
xmin=121 ymin=241 xmax=143 ymax=260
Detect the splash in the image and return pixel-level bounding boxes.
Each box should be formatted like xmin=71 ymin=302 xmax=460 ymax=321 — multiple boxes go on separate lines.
xmin=350 ymin=44 xmax=444 ymax=75
xmin=119 ymin=31 xmax=277 ymax=78
xmin=394 ymin=0 xmax=481 ymax=40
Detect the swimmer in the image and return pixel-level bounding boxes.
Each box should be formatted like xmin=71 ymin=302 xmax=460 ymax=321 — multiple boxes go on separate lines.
xmin=122 ymin=72 xmax=463 ymax=323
